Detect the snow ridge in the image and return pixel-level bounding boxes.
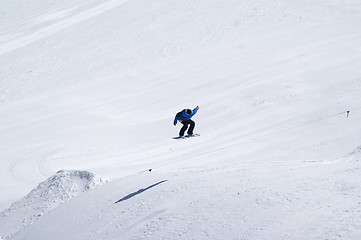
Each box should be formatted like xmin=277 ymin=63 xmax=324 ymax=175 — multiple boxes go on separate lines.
xmin=0 ymin=170 xmax=106 ymax=239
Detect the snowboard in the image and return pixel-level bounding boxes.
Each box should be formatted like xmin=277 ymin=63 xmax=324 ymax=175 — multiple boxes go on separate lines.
xmin=173 ymin=133 xmax=200 ymax=139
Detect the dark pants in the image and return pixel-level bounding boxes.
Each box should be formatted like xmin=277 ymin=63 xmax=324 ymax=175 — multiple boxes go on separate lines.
xmin=179 ymin=120 xmax=195 ymax=136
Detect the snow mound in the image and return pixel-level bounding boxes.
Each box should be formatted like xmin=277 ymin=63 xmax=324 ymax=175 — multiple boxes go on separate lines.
xmin=0 ymin=170 xmax=106 ymax=239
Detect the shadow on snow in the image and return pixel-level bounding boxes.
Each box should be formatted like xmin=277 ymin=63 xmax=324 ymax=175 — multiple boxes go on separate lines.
xmin=115 ymin=180 xmax=168 ymax=204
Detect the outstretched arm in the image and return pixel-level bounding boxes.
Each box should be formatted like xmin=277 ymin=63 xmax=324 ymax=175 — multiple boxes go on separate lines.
xmin=190 ymin=106 xmax=199 ymax=117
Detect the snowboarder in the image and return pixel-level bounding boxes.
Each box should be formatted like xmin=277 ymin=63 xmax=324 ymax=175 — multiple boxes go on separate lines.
xmin=173 ymin=106 xmax=199 ymax=137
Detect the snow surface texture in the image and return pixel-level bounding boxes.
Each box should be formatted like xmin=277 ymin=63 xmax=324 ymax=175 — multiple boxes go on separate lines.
xmin=0 ymin=170 xmax=105 ymax=238
xmin=1 ymin=0 xmax=361 ymax=239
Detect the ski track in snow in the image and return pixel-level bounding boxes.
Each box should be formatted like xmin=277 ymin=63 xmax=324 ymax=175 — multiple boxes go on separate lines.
xmin=0 ymin=0 xmax=130 ymax=55
xmin=1 ymin=0 xmax=361 ymax=239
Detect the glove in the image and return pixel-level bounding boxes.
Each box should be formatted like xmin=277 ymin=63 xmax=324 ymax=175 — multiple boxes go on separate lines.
xmin=174 ymin=122 xmax=177 ymax=126
xmin=196 ymin=106 xmax=199 ymax=110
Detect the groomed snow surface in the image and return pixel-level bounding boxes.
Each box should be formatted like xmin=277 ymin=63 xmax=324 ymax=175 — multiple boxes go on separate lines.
xmin=1 ymin=0 xmax=361 ymax=239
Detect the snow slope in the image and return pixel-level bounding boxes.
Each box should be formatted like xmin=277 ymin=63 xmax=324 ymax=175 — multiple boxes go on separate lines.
xmin=1 ymin=0 xmax=361 ymax=239
xmin=0 ymin=170 xmax=105 ymax=238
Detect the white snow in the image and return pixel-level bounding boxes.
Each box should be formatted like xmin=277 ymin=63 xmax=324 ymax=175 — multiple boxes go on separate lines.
xmin=0 ymin=170 xmax=105 ymax=238
xmin=1 ymin=0 xmax=361 ymax=239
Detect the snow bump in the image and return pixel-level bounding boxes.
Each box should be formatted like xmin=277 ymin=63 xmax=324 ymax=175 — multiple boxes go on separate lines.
xmin=0 ymin=170 xmax=106 ymax=239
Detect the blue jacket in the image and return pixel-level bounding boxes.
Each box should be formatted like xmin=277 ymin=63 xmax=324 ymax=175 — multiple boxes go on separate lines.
xmin=174 ymin=107 xmax=198 ymax=125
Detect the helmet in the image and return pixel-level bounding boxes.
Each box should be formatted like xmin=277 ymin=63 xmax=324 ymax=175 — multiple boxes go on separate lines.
xmin=185 ymin=109 xmax=192 ymax=115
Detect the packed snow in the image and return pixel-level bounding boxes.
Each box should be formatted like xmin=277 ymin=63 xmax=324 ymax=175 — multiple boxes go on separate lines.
xmin=1 ymin=0 xmax=361 ymax=239
xmin=0 ymin=170 xmax=105 ymax=238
